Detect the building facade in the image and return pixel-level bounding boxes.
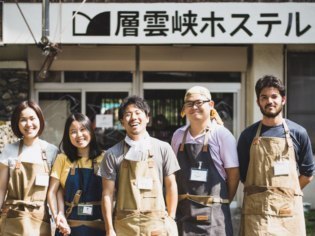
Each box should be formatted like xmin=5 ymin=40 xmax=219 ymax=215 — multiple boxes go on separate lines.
xmin=1 ymin=0 xmax=315 ymax=207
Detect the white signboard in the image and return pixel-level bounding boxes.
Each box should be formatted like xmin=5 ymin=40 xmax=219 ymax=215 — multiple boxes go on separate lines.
xmin=95 ymin=114 xmax=113 ymax=128
xmin=3 ymin=3 xmax=315 ymax=44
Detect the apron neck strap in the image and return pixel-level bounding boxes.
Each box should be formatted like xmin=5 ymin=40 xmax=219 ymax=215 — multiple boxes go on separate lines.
xmin=283 ymin=119 xmax=293 ymax=147
xmin=70 ymin=161 xmax=77 ymax=175
xmin=179 ymin=126 xmax=211 ymax=152
xmin=255 ymin=122 xmax=263 ymax=138
xmin=202 ymin=128 xmax=211 ymax=152
xmin=255 ymin=120 xmax=293 ymax=148
xmin=15 ymin=140 xmax=49 ymax=173
xmin=15 ymin=140 xmax=24 ymax=169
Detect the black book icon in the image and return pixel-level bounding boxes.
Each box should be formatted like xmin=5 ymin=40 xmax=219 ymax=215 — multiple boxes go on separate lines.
xmin=73 ymin=11 xmax=110 ymax=36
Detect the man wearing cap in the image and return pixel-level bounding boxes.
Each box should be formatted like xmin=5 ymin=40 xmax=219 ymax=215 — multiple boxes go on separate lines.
xmin=238 ymin=75 xmax=314 ymax=235
xmin=171 ymin=86 xmax=239 ymax=236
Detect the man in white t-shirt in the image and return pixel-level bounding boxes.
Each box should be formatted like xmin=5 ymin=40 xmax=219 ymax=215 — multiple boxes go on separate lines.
xmin=171 ymin=86 xmax=239 ymax=236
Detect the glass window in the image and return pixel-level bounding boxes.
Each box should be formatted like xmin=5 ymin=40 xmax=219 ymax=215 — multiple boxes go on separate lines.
xmin=65 ymin=71 xmax=132 ymax=82
xmin=38 ymin=92 xmax=81 ymax=146
xmin=287 ymin=52 xmax=315 ymax=153
xmin=86 ymin=92 xmax=128 ymax=150
xmin=144 ymin=90 xmax=234 ymax=144
xmin=143 ymin=72 xmax=241 ymax=83
xmin=144 ymin=90 xmax=186 ymax=143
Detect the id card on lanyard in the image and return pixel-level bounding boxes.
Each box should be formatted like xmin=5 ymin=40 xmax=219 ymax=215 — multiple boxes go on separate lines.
xmin=190 ymin=161 xmax=208 ymax=182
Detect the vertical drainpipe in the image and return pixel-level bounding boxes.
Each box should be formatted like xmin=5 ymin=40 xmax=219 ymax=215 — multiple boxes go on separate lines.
xmin=42 ymin=0 xmax=49 ymax=41
xmin=134 ymin=45 xmax=141 ymax=96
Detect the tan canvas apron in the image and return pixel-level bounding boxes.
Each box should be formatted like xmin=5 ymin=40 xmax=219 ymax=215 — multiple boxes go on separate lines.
xmin=240 ymin=121 xmax=305 ymax=236
xmin=114 ymin=142 xmax=177 ymax=236
xmin=0 ymin=140 xmax=51 ymax=236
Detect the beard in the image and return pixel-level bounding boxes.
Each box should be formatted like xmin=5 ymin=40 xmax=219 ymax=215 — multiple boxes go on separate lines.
xmin=259 ymin=103 xmax=283 ymax=118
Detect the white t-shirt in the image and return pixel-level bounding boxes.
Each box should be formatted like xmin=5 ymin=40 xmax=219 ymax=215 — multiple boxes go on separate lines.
xmin=0 ymin=139 xmax=58 ymax=169
xmin=171 ymin=121 xmax=239 ymax=180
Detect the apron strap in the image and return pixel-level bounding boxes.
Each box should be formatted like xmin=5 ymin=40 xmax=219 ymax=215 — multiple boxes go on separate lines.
xmin=243 ymin=185 xmax=302 ymax=197
xmin=38 ymin=140 xmax=50 ymax=173
xmin=179 ymin=127 xmax=190 ymax=152
xmin=115 ymin=210 xmax=167 ymax=220
xmin=65 ymin=189 xmax=82 ymax=218
xmin=283 ymin=119 xmax=293 ymax=148
xmin=202 ymin=128 xmax=211 ymax=152
xmin=178 ymin=193 xmax=229 ymax=205
xmin=65 ymin=200 xmax=101 ymax=206
xmin=4 ymin=199 xmax=44 ymax=208
xmin=15 ymin=140 xmax=49 ymax=173
xmin=254 ymin=120 xmax=293 ymax=148
xmin=15 ymin=140 xmax=24 ymax=169
xmin=180 ymin=126 xmax=211 ymax=152
xmin=255 ymin=122 xmax=263 ymax=138
xmin=70 ymin=161 xmax=77 ymax=175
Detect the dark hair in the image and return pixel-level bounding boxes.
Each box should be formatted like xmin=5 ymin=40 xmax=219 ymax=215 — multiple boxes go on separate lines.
xmin=255 ymin=75 xmax=285 ymax=100
xmin=11 ymin=100 xmax=45 ymax=138
xmin=118 ymin=95 xmax=150 ymax=120
xmin=59 ymin=113 xmax=101 ymax=163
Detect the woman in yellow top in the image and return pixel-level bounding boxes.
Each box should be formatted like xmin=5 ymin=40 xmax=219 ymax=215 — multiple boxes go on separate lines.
xmin=47 ymin=113 xmax=105 ymax=236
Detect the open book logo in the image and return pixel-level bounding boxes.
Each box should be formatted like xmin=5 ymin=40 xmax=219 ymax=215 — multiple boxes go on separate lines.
xmin=73 ymin=11 xmax=110 ymax=36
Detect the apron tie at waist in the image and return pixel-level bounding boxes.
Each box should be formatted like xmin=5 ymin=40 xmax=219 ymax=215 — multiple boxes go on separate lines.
xmin=65 ymin=201 xmax=101 ymax=207
xmin=67 ymin=219 xmax=105 ymax=231
xmin=178 ymin=194 xmax=229 ymax=205
xmin=5 ymin=200 xmax=44 ymax=209
xmin=65 ymin=190 xmax=82 ymax=218
xmin=244 ymin=185 xmax=302 ymax=197
xmin=115 ymin=210 xmax=168 ymax=220
xmin=3 ymin=208 xmax=50 ymax=222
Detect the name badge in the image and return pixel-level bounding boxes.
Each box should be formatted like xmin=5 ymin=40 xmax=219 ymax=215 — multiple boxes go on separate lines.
xmin=190 ymin=168 xmax=208 ymax=182
xmin=35 ymin=174 xmax=49 ymax=186
xmin=77 ymin=204 xmax=93 ymax=216
xmin=274 ymin=160 xmax=290 ymax=176
xmin=137 ymin=177 xmax=153 ymax=190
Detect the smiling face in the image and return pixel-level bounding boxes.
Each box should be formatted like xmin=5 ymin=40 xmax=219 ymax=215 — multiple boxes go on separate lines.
xmin=257 ymin=87 xmax=286 ymax=118
xmin=18 ymin=107 xmax=41 ymax=142
xmin=120 ymin=104 xmax=149 ymax=141
xmin=69 ymin=120 xmax=91 ymax=155
xmin=183 ymin=93 xmax=213 ymax=123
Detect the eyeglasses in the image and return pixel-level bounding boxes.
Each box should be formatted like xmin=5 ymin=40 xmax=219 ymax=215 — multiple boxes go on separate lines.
xmin=184 ymin=100 xmax=210 ymax=108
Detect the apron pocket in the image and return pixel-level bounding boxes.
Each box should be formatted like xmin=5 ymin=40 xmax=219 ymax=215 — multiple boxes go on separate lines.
xmin=115 ymin=213 xmax=167 ymax=236
xmin=178 ymin=199 xmax=212 ymax=223
xmin=141 ymin=214 xmax=166 ymax=236
xmin=115 ymin=213 xmax=140 ymax=235
xmin=182 ymin=220 xmax=211 ymax=236
xmin=243 ymin=189 xmax=294 ymax=216
xmin=1 ymin=211 xmax=51 ymax=236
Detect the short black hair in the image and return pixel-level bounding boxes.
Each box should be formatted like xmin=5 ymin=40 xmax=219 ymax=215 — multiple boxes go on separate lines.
xmin=59 ymin=113 xmax=101 ymax=162
xmin=255 ymin=75 xmax=285 ymax=100
xmin=11 ymin=100 xmax=45 ymax=138
xmin=118 ymin=95 xmax=150 ymax=120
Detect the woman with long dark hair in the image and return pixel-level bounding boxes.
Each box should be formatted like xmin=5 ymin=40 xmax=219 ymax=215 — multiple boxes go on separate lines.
xmin=47 ymin=113 xmax=105 ymax=236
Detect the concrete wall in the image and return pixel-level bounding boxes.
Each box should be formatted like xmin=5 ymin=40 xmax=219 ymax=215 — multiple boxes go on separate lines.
xmin=246 ymin=45 xmax=284 ymax=125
